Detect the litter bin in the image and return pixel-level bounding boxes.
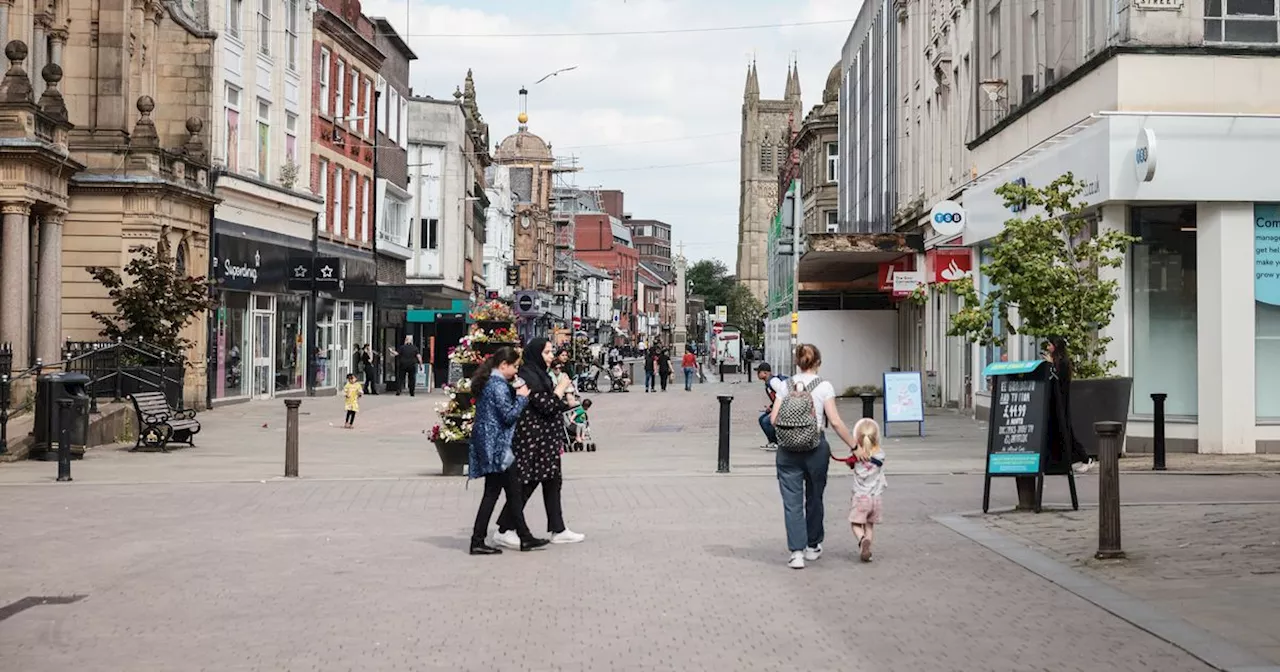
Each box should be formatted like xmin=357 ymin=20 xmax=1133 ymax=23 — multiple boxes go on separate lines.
xmin=32 ymin=372 xmax=91 ymax=461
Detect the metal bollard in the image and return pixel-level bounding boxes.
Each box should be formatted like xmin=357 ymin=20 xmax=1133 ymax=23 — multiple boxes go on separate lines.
xmin=56 ymin=399 xmax=72 ymax=482
xmin=628 ymin=362 xmax=635 ymax=386
xmin=716 ymin=395 xmax=733 ymax=473
xmin=1094 ymin=421 xmax=1124 ymax=559
xmin=718 ymin=362 xmax=724 ymax=383
xmin=859 ymin=394 xmax=876 ymax=419
xmin=284 ymin=399 xmax=301 ymax=478
xmin=1150 ymin=393 xmax=1167 ymax=471
xmin=0 ymin=374 xmax=9 ymax=456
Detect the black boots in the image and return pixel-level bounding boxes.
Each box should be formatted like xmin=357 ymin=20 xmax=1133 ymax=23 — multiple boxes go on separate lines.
xmin=520 ymin=538 xmax=550 ymax=552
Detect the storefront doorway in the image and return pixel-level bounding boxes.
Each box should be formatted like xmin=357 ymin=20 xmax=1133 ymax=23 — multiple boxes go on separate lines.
xmin=251 ymin=295 xmax=275 ymax=398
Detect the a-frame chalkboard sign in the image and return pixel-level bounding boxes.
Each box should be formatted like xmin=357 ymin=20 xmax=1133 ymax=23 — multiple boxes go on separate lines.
xmin=981 ymin=360 xmax=1079 ymax=513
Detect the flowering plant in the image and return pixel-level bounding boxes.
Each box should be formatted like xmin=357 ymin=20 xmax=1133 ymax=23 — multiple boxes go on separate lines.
xmin=448 ymin=346 xmax=486 ymax=364
xmin=471 ymin=300 xmax=515 ymax=322
xmin=470 ymin=327 xmax=518 ymax=344
xmin=430 ymin=418 xmax=471 ymax=443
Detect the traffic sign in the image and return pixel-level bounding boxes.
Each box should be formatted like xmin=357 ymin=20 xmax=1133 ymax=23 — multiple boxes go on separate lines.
xmin=572 ymin=316 xmax=582 ymax=329
xmin=713 ymin=323 xmax=724 ymax=335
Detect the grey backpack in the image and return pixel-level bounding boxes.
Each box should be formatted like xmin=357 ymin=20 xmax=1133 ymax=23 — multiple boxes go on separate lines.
xmin=774 ymin=377 xmax=824 ymax=451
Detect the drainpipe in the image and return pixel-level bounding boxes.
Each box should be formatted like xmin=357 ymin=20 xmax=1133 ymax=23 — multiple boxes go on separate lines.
xmin=371 ymin=89 xmax=381 ymax=391
xmin=307 ymin=213 xmax=318 ymax=396
xmin=205 ymin=167 xmax=223 ymax=410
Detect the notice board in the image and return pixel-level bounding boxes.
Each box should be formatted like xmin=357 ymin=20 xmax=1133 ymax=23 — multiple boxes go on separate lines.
xmin=981 ymin=359 xmax=1076 ymax=513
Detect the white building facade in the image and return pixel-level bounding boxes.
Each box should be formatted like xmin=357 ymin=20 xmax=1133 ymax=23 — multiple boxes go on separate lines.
xmin=207 ymin=0 xmax=325 ymax=402
xmin=905 ymin=0 xmax=1280 ymax=454
xmin=484 ymin=164 xmax=517 ymax=299
xmin=405 ymin=97 xmax=470 ymax=298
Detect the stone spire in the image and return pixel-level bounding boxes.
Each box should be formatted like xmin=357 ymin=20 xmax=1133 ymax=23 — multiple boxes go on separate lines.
xmin=38 ymin=63 xmax=68 ymax=123
xmin=744 ymin=61 xmax=759 ymax=101
xmin=785 ymin=62 xmax=801 ymax=103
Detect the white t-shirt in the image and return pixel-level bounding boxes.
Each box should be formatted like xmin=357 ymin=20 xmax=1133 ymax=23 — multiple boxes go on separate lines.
xmin=785 ymin=372 xmax=836 ymax=428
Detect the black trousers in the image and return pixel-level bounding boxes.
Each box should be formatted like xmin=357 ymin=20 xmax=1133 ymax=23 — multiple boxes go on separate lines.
xmin=497 ymin=477 xmax=565 ymax=535
xmin=363 ymin=366 xmax=378 ymax=394
xmin=396 ymin=365 xmax=417 ymax=396
xmin=472 ymin=467 xmax=533 ymax=545
xmin=659 ymin=370 xmax=670 ymax=391
xmin=345 ymin=410 xmax=356 ymax=425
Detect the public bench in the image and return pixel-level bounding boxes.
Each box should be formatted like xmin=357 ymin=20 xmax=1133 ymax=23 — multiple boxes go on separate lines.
xmin=127 ymin=391 xmax=200 ymax=452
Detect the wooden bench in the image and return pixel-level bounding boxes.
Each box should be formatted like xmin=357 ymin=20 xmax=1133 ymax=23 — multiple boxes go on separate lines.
xmin=127 ymin=391 xmax=201 ymax=452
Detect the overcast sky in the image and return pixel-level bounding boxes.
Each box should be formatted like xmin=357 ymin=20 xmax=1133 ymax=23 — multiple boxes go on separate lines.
xmin=359 ymin=0 xmax=857 ymax=269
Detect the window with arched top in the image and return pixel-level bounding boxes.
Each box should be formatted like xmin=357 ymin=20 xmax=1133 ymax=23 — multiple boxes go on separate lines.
xmin=175 ymin=241 xmax=189 ymax=275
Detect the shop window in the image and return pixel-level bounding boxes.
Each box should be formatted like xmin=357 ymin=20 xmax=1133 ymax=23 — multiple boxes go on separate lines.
xmin=276 ymin=294 xmax=304 ymax=393
xmin=976 ymin=246 xmax=1003 ymax=393
xmin=217 ymin=291 xmax=251 ymax=399
xmin=1257 ymin=203 xmax=1280 ymax=418
xmin=1131 ymin=205 xmax=1198 ymax=416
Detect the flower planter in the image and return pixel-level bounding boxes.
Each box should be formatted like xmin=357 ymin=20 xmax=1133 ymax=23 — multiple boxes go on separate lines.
xmin=1070 ymin=377 xmax=1133 ymax=459
xmin=433 ymin=440 xmax=470 ymax=477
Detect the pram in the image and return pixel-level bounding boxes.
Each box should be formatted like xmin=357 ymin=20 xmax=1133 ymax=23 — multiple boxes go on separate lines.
xmin=607 ymin=364 xmax=631 ymax=393
xmin=576 ymin=365 xmax=601 ymax=392
xmin=563 ymin=398 xmax=595 ymax=452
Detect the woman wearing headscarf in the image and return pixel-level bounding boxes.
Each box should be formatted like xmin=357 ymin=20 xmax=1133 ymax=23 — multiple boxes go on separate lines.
xmin=1044 ymin=336 xmax=1095 ymax=474
xmin=493 ymin=338 xmax=587 ymax=547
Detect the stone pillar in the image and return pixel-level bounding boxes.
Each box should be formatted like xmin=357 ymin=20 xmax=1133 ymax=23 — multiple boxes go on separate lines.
xmin=49 ymin=29 xmax=64 ymax=69
xmin=36 ymin=210 xmax=63 ymax=364
xmin=0 ymin=2 xmax=10 ymax=48
xmin=0 ymin=201 xmax=31 ymax=366
xmin=1197 ymin=201 xmax=1256 ymax=454
xmin=30 ymin=21 xmax=44 ymax=99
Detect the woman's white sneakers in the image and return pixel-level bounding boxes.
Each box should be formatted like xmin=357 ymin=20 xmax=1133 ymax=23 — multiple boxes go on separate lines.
xmin=788 ymin=551 xmax=806 ymax=569
xmin=550 ymin=529 xmax=586 ymax=544
xmin=803 ymin=544 xmax=823 ymax=561
xmin=1072 ymin=459 xmax=1096 ymax=474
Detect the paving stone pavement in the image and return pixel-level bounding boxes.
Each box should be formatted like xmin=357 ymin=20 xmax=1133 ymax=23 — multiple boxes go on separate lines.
xmin=985 ymin=501 xmax=1280 ymax=666
xmin=1 ymin=379 xmax=1275 ymax=670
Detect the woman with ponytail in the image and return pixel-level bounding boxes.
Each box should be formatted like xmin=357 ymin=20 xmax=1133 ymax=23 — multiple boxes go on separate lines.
xmin=467 ymin=347 xmax=550 ymax=555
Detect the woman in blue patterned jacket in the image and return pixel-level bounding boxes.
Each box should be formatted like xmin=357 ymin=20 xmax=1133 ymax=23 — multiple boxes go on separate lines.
xmin=468 ymin=347 xmax=550 ymax=555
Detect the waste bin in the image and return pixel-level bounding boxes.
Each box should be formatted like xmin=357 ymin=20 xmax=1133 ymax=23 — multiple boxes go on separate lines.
xmin=32 ymin=372 xmax=91 ymax=461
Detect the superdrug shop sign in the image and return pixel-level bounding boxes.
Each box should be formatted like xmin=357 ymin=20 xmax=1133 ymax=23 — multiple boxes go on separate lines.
xmin=212 ymin=233 xmax=301 ymax=292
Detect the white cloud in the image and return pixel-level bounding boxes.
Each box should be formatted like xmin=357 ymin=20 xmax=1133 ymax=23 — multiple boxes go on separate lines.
xmin=360 ymin=0 xmax=857 ymax=266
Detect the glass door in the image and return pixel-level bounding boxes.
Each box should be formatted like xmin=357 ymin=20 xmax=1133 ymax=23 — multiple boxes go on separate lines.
xmin=336 ymin=321 xmax=352 ymax=383
xmin=252 ymin=311 xmax=274 ymax=398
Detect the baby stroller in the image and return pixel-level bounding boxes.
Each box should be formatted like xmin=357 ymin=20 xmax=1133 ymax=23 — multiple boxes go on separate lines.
xmin=564 ymin=398 xmax=595 ymax=452
xmin=607 ymin=364 xmax=631 ymax=393
xmin=576 ymin=365 xmax=601 ymax=393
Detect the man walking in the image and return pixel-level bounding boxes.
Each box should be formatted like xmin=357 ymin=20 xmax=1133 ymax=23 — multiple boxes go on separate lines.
xmin=395 ymin=335 xmax=423 ymax=397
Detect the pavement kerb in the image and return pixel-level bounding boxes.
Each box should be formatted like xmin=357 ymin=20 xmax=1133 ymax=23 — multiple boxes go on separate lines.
xmin=934 ymin=510 xmax=1280 ymax=672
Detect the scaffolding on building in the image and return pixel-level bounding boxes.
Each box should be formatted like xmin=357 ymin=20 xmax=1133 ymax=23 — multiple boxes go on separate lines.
xmin=549 ymin=155 xmax=584 ymax=333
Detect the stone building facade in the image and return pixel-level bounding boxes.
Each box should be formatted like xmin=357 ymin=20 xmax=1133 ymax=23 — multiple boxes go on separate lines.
xmin=796 ymin=64 xmax=841 ymax=235
xmin=494 ymin=120 xmax=556 ymax=296
xmin=56 ymin=0 xmax=219 ymax=406
xmin=736 ymin=62 xmax=801 ymax=301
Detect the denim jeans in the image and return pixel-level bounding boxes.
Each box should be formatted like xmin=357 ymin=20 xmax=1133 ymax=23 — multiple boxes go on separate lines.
xmin=758 ymin=412 xmax=778 ymax=444
xmin=683 ymin=367 xmax=694 ymax=390
xmin=775 ymin=435 xmax=831 ymax=552
xmin=644 ymin=370 xmax=655 ymax=391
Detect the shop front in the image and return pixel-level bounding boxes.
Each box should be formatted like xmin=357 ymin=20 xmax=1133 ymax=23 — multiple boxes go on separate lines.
xmin=964 ymin=111 xmax=1280 ymax=454
xmin=211 ymin=228 xmax=310 ymax=402
xmin=307 ymin=241 xmax=377 ymax=393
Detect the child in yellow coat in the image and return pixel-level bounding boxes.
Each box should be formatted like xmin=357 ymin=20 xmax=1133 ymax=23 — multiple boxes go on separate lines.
xmin=343 ymin=373 xmax=363 ymax=428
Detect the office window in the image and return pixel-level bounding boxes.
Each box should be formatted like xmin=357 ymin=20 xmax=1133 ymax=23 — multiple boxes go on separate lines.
xmin=399 ymin=98 xmax=408 ymax=148
xmin=335 ymin=60 xmax=345 ymax=122
xmin=224 ymin=84 xmax=241 ymax=172
xmin=347 ymin=69 xmax=358 ymax=122
xmin=257 ymin=0 xmax=270 ymax=56
xmin=285 ymin=112 xmax=297 ymax=163
xmin=348 ymin=172 xmax=358 ymax=239
xmin=825 ymin=210 xmax=839 ymax=233
xmin=385 ymin=86 xmax=395 ymax=140
xmin=318 ymin=49 xmax=330 ymax=115
xmin=333 ymin=166 xmax=344 ymax=236
xmin=360 ymin=176 xmax=371 ymax=242
xmin=826 ymin=142 xmax=838 ymax=182
xmin=317 ymin=158 xmax=329 ymax=231
xmin=364 ymin=77 xmax=374 ymax=136
xmin=285 ymin=0 xmax=299 ymax=70
xmin=227 ymin=0 xmax=242 ymax=39
xmin=988 ymin=4 xmax=1001 ymax=78
xmin=1205 ymin=0 xmax=1280 ymax=43
xmin=256 ymin=99 xmax=270 ymax=179
xmin=421 ymin=218 xmax=439 ymax=250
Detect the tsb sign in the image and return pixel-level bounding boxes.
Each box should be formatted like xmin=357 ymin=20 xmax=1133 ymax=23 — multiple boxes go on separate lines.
xmin=929 ymin=200 xmax=966 ymax=237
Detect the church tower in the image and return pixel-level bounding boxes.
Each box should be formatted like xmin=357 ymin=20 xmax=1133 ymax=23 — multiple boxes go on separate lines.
xmin=737 ymin=63 xmax=802 ymax=302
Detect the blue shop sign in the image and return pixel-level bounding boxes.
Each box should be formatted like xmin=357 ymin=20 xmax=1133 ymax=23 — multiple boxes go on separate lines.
xmin=1256 ymin=204 xmax=1280 ymax=306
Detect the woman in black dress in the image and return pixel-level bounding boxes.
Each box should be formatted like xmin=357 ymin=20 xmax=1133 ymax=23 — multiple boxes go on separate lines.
xmin=1045 ymin=336 xmax=1095 ymax=473
xmin=494 ymin=338 xmax=586 ymax=547
xmin=657 ymin=347 xmax=672 ymax=392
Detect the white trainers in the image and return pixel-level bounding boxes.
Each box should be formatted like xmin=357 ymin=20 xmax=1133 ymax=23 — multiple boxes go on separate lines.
xmin=493 ymin=530 xmax=521 ymax=550
xmin=1073 ymin=459 xmax=1096 ymax=474
xmin=788 ymin=551 xmax=805 ymax=569
xmin=763 ymin=442 xmax=778 ymax=452
xmin=549 ymin=529 xmax=586 ymax=544
xmin=803 ymin=544 xmax=823 ymax=561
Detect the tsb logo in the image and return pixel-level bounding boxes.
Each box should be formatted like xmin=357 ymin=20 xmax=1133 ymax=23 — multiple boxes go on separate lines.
xmin=929 ymin=200 xmax=966 ymax=236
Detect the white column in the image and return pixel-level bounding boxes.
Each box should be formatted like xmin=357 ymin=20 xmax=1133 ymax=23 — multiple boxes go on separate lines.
xmin=1197 ymin=202 xmax=1256 ymax=454
xmin=1 ymin=201 xmax=31 ymax=366
xmin=31 ymin=21 xmax=44 ymax=99
xmin=1098 ymin=204 xmax=1131 ymax=377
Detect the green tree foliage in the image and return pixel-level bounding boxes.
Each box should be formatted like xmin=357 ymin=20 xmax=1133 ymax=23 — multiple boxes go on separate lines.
xmin=946 ymin=173 xmax=1137 ymax=379
xmin=686 ymin=259 xmax=732 ymax=308
xmin=726 ymin=282 xmax=764 ymax=346
xmin=86 ymin=239 xmax=217 ymax=359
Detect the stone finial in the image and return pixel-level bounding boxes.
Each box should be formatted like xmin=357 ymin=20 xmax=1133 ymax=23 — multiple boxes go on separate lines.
xmin=0 ymin=40 xmax=33 ymax=104
xmin=37 ymin=63 xmax=67 ymax=122
xmin=131 ymin=95 xmax=159 ymax=148
xmin=181 ymin=116 xmax=207 ymax=161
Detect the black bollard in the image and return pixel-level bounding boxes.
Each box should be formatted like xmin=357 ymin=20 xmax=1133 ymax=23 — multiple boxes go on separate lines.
xmin=716 ymin=395 xmax=733 ymax=473
xmin=56 ymin=399 xmax=72 ymax=482
xmin=0 ymin=374 xmax=9 ymax=456
xmin=1095 ymin=421 xmax=1124 ymax=559
xmin=718 ymin=362 xmax=724 ymax=383
xmin=284 ymin=399 xmax=301 ymax=478
xmin=1150 ymin=393 xmax=1167 ymax=471
xmin=859 ymin=394 xmax=876 ymax=419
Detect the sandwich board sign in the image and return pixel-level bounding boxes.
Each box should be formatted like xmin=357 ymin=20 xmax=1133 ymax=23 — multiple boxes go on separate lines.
xmin=981 ymin=359 xmax=1078 ymax=513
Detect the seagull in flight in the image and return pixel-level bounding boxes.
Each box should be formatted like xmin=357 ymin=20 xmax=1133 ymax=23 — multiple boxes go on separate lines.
xmin=535 ymin=66 xmax=578 ymax=84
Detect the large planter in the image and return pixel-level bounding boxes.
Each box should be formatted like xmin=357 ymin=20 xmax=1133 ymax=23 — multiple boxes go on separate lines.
xmin=1071 ymin=377 xmax=1133 ymax=459
xmin=472 ymin=341 xmax=520 ymax=356
xmin=434 ymin=440 xmax=470 ymax=477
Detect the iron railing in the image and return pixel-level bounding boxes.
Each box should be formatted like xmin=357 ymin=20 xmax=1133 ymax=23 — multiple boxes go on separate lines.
xmin=61 ymin=339 xmax=186 ymax=413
